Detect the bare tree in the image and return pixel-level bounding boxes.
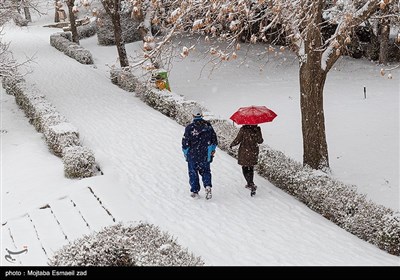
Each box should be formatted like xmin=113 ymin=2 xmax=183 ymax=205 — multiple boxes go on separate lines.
xmin=276 ymin=0 xmax=384 ymax=170
xmin=266 ymin=0 xmax=397 ymax=170
xmin=101 ymin=0 xmax=129 ymax=67
xmin=1 ymin=2 xmax=18 ymax=77
xmin=0 ymin=39 xmax=22 ymax=78
xmin=0 ymin=1 xmax=34 ymax=78
xmin=12 ymin=0 xmax=44 ymax=22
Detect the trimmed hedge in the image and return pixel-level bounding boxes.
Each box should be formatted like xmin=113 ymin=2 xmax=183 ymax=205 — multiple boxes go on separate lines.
xmin=34 ymin=111 xmax=67 ymax=134
xmin=110 ymin=68 xmax=139 ymax=92
xmin=1 ymin=72 xmax=23 ymax=91
xmin=2 ymin=76 xmax=99 ymax=179
xmin=50 ymin=32 xmax=94 ymax=64
xmin=63 ymin=146 xmax=96 ymax=179
xmin=78 ymin=21 xmax=97 ymax=39
xmin=110 ymin=69 xmax=400 ymax=256
xmin=49 ymin=222 xmax=204 ymax=266
xmin=44 ymin=122 xmax=80 ymax=157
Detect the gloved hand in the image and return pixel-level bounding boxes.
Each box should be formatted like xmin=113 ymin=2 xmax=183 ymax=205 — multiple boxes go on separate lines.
xmin=207 ymin=145 xmax=217 ymax=162
xmin=182 ymin=148 xmax=189 ymax=162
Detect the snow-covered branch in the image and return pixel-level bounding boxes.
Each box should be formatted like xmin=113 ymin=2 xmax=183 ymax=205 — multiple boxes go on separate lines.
xmin=321 ymin=0 xmax=381 ymax=71
xmin=122 ymin=1 xmax=398 ymax=93
xmin=0 ymin=37 xmax=32 ymax=79
xmin=0 ymin=1 xmax=16 ymax=26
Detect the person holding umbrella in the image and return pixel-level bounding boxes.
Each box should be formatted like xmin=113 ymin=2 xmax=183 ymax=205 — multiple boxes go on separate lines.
xmin=229 ymin=106 xmax=277 ymax=196
xmin=229 ymin=125 xmax=263 ymax=196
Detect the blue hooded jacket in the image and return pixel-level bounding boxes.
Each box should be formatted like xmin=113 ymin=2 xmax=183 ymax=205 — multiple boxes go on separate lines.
xmin=182 ymin=117 xmax=218 ymax=163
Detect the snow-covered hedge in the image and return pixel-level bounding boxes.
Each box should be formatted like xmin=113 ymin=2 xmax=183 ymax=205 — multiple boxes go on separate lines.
xmin=63 ymin=146 xmax=96 ymax=178
xmin=44 ymin=122 xmax=80 ymax=157
xmin=256 ymin=147 xmax=400 ymax=255
xmin=78 ymin=21 xmax=97 ymax=39
xmin=1 ymin=74 xmax=24 ymax=95
xmin=9 ymin=82 xmax=57 ymax=129
xmin=2 ymin=76 xmax=99 ymax=179
xmin=50 ymin=32 xmax=94 ymax=64
xmin=34 ymin=112 xmax=67 ymax=134
xmin=110 ymin=68 xmax=139 ymax=92
xmin=109 ymin=69 xmax=206 ymax=125
xmin=110 ymin=70 xmax=400 ymax=256
xmin=49 ymin=222 xmax=204 ymax=266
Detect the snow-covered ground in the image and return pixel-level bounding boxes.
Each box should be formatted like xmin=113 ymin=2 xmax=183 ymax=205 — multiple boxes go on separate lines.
xmin=1 ymin=3 xmax=399 ymax=266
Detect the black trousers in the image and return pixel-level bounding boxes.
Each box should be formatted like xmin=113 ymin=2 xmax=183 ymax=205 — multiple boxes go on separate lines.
xmin=242 ymin=166 xmax=254 ymax=186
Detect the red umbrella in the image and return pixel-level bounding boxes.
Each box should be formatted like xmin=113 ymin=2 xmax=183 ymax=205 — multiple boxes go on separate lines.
xmin=230 ymin=105 xmax=277 ymax=125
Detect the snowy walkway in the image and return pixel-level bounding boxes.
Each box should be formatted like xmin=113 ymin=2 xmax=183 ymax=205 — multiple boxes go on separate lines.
xmin=1 ymin=21 xmax=399 ymax=266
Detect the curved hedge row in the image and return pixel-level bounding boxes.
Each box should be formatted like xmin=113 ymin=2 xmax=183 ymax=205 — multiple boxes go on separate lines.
xmin=110 ymin=69 xmax=399 ymax=256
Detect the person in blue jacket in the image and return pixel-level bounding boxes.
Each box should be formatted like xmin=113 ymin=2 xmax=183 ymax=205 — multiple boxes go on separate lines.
xmin=182 ymin=107 xmax=218 ymax=199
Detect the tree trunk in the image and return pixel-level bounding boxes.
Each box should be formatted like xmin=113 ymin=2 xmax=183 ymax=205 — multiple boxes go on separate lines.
xmin=54 ymin=0 xmax=59 ymax=22
xmin=101 ymin=0 xmax=129 ymax=68
xmin=297 ymin=1 xmax=330 ymax=171
xmin=23 ymin=6 xmax=31 ymax=22
xmin=379 ymin=18 xmax=390 ymax=65
xmin=66 ymin=2 xmax=79 ymax=44
xmin=112 ymin=15 xmax=129 ymax=68
xmin=299 ymin=60 xmax=329 ymax=170
xmin=54 ymin=8 xmax=59 ymax=22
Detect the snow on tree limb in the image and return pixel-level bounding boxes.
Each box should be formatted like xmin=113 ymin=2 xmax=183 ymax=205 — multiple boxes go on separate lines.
xmin=122 ymin=0 xmax=399 ymax=73
xmin=321 ymin=0 xmax=381 ymax=71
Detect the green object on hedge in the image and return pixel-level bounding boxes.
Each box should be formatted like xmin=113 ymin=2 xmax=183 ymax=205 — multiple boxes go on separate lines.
xmin=153 ymin=70 xmax=171 ymax=91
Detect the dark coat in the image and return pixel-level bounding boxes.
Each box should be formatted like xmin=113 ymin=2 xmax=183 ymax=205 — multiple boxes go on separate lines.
xmin=230 ymin=125 xmax=263 ymax=166
xmin=182 ymin=117 xmax=218 ymax=163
